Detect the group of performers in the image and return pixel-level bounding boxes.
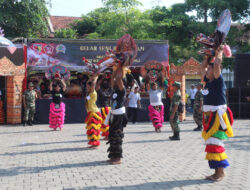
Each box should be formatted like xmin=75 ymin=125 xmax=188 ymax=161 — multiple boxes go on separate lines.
xmin=43 ymin=10 xmax=235 ymax=177
xmin=41 ymin=37 xmax=234 ymax=179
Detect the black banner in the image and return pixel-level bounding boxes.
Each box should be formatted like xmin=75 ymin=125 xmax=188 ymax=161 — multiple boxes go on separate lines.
xmin=27 ymin=39 xmax=168 ymax=70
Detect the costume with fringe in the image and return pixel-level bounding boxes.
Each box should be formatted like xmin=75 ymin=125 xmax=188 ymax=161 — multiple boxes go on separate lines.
xmin=107 ymin=88 xmax=127 ymax=159
xmin=203 ymin=105 xmax=234 ymax=169
xmin=85 ymin=91 xmax=103 ymax=146
xmin=148 ymin=89 xmax=164 ymax=129
xmin=49 ymin=102 xmax=65 ymax=129
xmin=49 ymin=91 xmax=65 ymax=130
xmin=202 ymin=75 xmax=234 ymax=169
xmin=106 ymin=34 xmax=136 ymax=159
xmin=140 ymin=61 xmax=168 ymax=129
xmin=100 ymin=106 xmax=111 ymax=137
xmin=148 ymin=104 xmax=164 ymax=129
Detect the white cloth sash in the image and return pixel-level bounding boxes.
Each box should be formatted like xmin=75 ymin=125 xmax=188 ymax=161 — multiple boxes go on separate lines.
xmin=203 ymin=105 xmax=228 ymax=130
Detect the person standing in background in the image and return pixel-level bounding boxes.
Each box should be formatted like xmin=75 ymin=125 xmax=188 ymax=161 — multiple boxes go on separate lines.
xmin=190 ymin=84 xmax=197 ymax=108
xmin=127 ymin=86 xmax=141 ymax=124
xmin=193 ymin=83 xmax=204 ymax=131
xmin=169 ymin=82 xmax=181 ymax=140
xmin=23 ymin=82 xmax=37 ymax=126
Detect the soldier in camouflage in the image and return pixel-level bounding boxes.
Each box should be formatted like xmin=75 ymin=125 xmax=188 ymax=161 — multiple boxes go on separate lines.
xmin=23 ymin=82 xmax=37 ymax=126
xmin=193 ymin=82 xmax=203 ymax=131
xmin=169 ymin=81 xmax=181 ymax=141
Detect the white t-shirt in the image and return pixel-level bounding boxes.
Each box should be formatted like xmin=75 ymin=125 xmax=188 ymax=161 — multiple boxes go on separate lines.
xmin=128 ymin=92 xmax=141 ymax=108
xmin=190 ymin=88 xmax=197 ymax=99
xmin=149 ymin=89 xmax=163 ymax=106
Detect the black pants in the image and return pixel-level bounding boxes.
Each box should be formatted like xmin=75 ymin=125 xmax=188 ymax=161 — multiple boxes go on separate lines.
xmin=127 ymin=107 xmax=138 ymax=123
xmin=191 ymin=99 xmax=194 ymax=108
xmin=107 ymin=114 xmax=128 ymax=159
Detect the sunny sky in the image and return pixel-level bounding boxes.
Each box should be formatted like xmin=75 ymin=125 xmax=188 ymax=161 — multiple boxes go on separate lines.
xmin=48 ymin=0 xmax=185 ymax=17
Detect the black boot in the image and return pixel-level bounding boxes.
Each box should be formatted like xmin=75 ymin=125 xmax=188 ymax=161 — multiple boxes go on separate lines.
xmin=169 ymin=132 xmax=180 ymax=141
xmin=27 ymin=120 xmax=33 ymax=126
xmin=23 ymin=121 xmax=27 ymax=127
xmin=193 ymin=125 xmax=202 ymax=131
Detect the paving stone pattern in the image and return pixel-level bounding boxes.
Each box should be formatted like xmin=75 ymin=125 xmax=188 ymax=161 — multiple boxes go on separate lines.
xmin=0 ymin=117 xmax=249 ymax=190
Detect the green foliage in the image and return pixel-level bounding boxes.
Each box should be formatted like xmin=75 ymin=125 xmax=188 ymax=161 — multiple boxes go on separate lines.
xmin=73 ymin=16 xmax=98 ymax=37
xmin=85 ymin=32 xmax=103 ymax=39
xmin=102 ymin=0 xmax=142 ymax=13
xmin=73 ymin=3 xmax=154 ymax=40
xmin=54 ymin=28 xmax=78 ymax=39
xmin=185 ymin=0 xmax=250 ymax=22
xmin=0 ymin=0 xmax=50 ymax=37
xmin=72 ymin=0 xmax=249 ymax=66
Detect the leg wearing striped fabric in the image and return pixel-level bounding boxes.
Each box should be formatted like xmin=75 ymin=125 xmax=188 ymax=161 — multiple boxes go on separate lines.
xmin=85 ymin=112 xmax=103 ymax=148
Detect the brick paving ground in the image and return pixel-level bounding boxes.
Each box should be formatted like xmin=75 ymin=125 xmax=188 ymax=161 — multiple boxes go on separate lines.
xmin=0 ymin=117 xmax=249 ymax=190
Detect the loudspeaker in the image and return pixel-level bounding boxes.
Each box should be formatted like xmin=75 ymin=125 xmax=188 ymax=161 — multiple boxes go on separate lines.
xmin=227 ymin=88 xmax=239 ymax=103
xmin=234 ymin=54 xmax=250 ymax=88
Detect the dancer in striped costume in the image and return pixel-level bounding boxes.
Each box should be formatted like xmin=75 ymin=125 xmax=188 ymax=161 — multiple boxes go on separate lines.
xmin=85 ymin=74 xmax=103 ymax=148
xmin=201 ymin=45 xmax=234 ymax=181
xmin=141 ymin=61 xmax=168 ymax=133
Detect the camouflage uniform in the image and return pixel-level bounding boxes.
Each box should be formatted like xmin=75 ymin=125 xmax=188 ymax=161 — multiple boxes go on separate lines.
xmin=23 ymin=90 xmax=36 ymax=122
xmin=193 ymin=90 xmax=203 ymax=126
xmin=170 ymin=89 xmax=181 ymax=133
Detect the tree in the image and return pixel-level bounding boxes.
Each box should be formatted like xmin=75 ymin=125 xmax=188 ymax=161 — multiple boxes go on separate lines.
xmin=0 ymin=0 xmax=50 ymax=37
xmin=73 ymin=16 xmax=98 ymax=37
xmin=102 ymin=0 xmax=142 ymax=13
xmin=102 ymin=0 xmax=142 ymax=32
xmin=54 ymin=28 xmax=78 ymax=39
xmin=73 ymin=1 xmax=249 ymax=66
xmin=74 ymin=1 xmax=153 ymax=39
xmin=185 ymin=0 xmax=250 ymax=23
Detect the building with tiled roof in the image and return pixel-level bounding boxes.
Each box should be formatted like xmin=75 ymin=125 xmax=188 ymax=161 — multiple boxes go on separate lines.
xmin=47 ymin=16 xmax=81 ymax=36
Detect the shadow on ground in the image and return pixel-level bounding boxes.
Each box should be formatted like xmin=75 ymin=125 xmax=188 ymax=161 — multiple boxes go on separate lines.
xmin=67 ymin=179 xmax=214 ymax=190
xmin=12 ymin=140 xmax=88 ymax=147
xmin=1 ymin=147 xmax=90 ymax=156
xmin=0 ymin=161 xmax=109 ymax=177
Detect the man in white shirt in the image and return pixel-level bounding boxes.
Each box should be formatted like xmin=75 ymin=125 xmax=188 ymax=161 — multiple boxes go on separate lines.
xmin=127 ymin=87 xmax=141 ymax=124
xmin=189 ymin=84 xmax=197 ymax=108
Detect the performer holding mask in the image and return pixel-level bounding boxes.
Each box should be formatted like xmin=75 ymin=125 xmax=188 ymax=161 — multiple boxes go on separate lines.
xmin=106 ymin=34 xmax=137 ymax=164
xmin=141 ymin=61 xmax=168 ymax=133
xmin=49 ymin=78 xmax=66 ymax=131
xmin=85 ymin=74 xmax=103 ymax=148
xmin=201 ymin=46 xmax=234 ymax=181
xmin=107 ymin=65 xmax=127 ymax=164
xmin=146 ymin=82 xmax=164 ymax=133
